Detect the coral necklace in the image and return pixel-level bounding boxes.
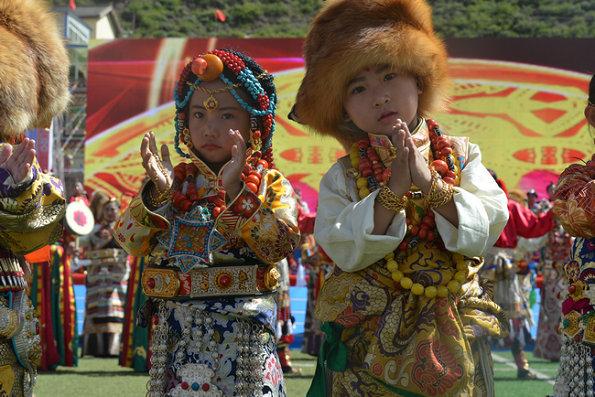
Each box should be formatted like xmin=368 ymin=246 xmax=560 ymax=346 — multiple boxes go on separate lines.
xmin=349 ymin=119 xmax=467 ymax=297
xmin=172 ymin=154 xmax=270 ymax=218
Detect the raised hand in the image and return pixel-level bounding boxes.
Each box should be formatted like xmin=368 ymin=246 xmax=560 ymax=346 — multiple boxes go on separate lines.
xmin=140 ymin=131 xmax=174 ymax=193
xmin=386 ymin=120 xmax=412 ymax=197
xmin=0 ymin=138 xmax=36 ymax=183
xmin=405 ymin=128 xmax=432 ymax=193
xmin=220 ymin=129 xmax=246 ymax=199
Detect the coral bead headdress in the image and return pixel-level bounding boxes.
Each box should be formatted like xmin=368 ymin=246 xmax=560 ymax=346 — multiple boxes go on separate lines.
xmin=174 ymin=49 xmax=277 ymax=167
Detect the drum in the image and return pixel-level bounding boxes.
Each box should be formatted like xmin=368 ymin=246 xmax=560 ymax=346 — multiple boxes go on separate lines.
xmin=65 ymin=201 xmax=95 ymax=236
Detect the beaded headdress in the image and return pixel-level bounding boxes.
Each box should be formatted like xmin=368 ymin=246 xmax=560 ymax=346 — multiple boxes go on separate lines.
xmin=174 ymin=49 xmax=277 ymax=167
xmin=291 ymin=0 xmax=451 ymax=143
xmin=0 ymin=0 xmax=70 ymax=142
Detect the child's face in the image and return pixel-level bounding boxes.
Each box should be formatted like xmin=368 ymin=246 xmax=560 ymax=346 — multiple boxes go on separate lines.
xmin=102 ymin=202 xmax=119 ymax=223
xmin=74 ymin=182 xmax=84 ymax=196
xmin=187 ymin=79 xmax=251 ymax=171
xmin=343 ymin=65 xmax=421 ymax=135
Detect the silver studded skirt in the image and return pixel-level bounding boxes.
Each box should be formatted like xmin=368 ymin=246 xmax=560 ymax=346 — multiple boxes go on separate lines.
xmin=147 ymin=295 xmax=286 ymax=397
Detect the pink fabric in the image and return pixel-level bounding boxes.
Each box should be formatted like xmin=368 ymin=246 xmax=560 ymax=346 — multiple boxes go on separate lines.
xmin=495 ymin=199 xmax=554 ymax=248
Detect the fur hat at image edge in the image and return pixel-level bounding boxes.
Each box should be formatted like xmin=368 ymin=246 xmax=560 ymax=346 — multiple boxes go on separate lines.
xmin=0 ymin=0 xmax=70 ymax=141
xmin=293 ymin=0 xmax=451 ymax=142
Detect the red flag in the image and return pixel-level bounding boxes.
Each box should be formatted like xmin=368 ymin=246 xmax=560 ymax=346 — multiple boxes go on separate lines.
xmin=215 ymin=8 xmax=226 ymax=22
xmin=69 ymin=0 xmax=76 ymax=10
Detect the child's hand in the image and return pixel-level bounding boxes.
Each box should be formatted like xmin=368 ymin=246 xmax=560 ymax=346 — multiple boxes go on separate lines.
xmin=0 ymin=138 xmax=36 ymax=183
xmin=140 ymin=131 xmax=173 ymax=193
xmin=406 ymin=130 xmax=432 ymax=193
xmin=221 ymin=129 xmax=246 ymax=199
xmin=386 ymin=120 xmax=411 ymax=197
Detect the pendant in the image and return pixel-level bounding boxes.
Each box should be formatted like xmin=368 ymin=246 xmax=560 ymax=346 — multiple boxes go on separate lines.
xmin=204 ymin=95 xmax=219 ymax=111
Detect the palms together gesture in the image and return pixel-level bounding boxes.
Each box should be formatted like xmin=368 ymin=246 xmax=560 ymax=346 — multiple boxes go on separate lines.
xmin=386 ymin=119 xmax=432 ymax=196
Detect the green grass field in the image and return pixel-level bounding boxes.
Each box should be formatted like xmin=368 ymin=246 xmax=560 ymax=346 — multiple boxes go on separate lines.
xmin=35 ymin=349 xmax=558 ymax=396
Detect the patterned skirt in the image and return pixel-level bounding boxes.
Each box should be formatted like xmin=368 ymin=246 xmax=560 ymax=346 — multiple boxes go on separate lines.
xmin=147 ymin=296 xmax=286 ymax=397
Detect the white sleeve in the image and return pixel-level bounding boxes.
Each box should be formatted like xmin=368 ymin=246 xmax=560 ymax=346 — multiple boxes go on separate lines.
xmin=434 ymin=142 xmax=509 ymax=257
xmin=314 ymin=161 xmax=407 ymax=272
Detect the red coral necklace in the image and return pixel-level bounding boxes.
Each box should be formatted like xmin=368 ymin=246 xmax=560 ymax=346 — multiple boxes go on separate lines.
xmin=171 ymin=148 xmax=271 ymax=218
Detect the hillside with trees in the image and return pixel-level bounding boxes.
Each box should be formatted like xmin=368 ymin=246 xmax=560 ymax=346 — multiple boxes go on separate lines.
xmin=52 ymin=0 xmax=595 ymax=38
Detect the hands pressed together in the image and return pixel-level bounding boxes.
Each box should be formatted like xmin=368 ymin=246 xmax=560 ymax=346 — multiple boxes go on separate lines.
xmin=372 ymin=119 xmax=459 ymax=234
xmin=385 ymin=119 xmax=432 ymax=196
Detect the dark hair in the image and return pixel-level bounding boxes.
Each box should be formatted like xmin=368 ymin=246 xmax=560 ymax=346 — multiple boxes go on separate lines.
xmin=589 ymin=73 xmax=595 ymax=105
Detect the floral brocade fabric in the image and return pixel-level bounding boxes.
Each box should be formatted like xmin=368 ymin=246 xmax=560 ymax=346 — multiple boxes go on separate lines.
xmin=553 ymin=158 xmax=595 ymax=239
xmin=315 ymin=242 xmax=508 ymax=397
xmin=0 ymin=146 xmax=66 ymax=397
xmin=0 ymin=148 xmax=66 ymax=255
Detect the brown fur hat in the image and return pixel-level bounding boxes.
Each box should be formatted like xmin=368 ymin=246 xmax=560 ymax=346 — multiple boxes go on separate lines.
xmin=0 ymin=0 xmax=70 ymax=142
xmin=293 ymin=0 xmax=450 ymax=142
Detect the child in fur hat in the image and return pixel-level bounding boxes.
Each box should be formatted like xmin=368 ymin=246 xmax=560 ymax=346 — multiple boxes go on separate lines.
xmin=0 ymin=0 xmax=69 ymax=395
xmin=290 ymin=0 xmax=510 ymax=395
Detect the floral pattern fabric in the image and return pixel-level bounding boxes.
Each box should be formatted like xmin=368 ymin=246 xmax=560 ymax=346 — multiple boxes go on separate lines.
xmin=0 ymin=150 xmax=66 ymax=255
xmin=0 ymin=148 xmax=66 ymax=397
xmin=553 ymin=158 xmax=595 ymax=239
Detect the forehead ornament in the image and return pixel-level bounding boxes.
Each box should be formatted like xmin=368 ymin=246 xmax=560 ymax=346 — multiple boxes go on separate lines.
xmin=187 ymin=54 xmax=242 ymax=111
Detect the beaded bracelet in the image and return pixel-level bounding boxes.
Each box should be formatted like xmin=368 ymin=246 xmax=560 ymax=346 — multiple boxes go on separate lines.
xmin=154 ymin=157 xmax=172 ymax=195
xmin=378 ymin=186 xmax=408 ymax=212
xmin=424 ymin=170 xmax=454 ymax=208
xmin=147 ymin=154 xmax=173 ymax=206
xmin=149 ymin=184 xmax=170 ymax=208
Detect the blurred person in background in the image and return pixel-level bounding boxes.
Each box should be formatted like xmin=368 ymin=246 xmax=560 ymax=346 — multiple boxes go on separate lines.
xmin=482 ymin=173 xmax=554 ymax=380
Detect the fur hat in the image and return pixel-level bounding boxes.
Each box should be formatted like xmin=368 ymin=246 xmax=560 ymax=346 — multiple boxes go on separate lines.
xmin=0 ymin=0 xmax=70 ymax=142
xmin=292 ymin=0 xmax=450 ymax=143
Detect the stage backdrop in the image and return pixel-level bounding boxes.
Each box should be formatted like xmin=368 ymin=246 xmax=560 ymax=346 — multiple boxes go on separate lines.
xmin=86 ymin=38 xmax=593 ymax=210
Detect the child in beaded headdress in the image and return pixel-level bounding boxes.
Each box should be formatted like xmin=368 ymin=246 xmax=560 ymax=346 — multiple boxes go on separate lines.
xmin=114 ymin=49 xmax=300 ymax=396
xmin=290 ymin=0 xmax=509 ymax=396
